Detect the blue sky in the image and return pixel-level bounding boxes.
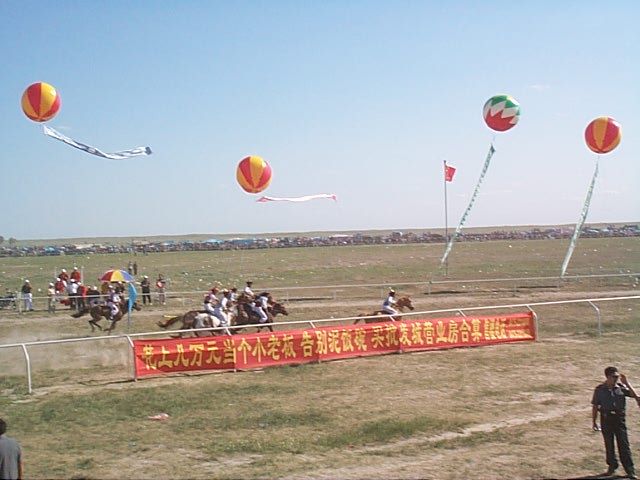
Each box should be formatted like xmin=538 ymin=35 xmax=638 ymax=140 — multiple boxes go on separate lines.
xmin=1 ymin=1 xmax=638 ymax=239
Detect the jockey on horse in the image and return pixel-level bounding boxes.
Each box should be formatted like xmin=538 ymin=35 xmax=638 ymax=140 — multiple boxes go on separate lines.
xmin=382 ymin=289 xmax=399 ymax=317
xmin=354 ymin=289 xmax=415 ymax=324
xmin=106 ymin=284 xmax=121 ymax=321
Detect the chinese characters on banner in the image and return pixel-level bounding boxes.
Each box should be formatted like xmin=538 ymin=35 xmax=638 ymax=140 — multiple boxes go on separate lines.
xmin=133 ymin=312 xmax=536 ymax=377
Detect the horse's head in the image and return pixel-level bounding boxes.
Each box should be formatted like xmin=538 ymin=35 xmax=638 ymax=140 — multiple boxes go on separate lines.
xmin=132 ymin=301 xmax=142 ymax=311
xmin=397 ymin=296 xmax=414 ymax=311
xmin=272 ymin=302 xmax=288 ymax=316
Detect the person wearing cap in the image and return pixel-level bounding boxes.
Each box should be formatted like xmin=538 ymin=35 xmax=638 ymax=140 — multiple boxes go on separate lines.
xmin=47 ymin=282 xmax=56 ymax=313
xmin=229 ymin=287 xmax=238 ymax=303
xmin=54 ymin=277 xmax=66 ymax=296
xmin=58 ymin=268 xmax=69 ymax=283
xmin=258 ymin=292 xmax=271 ymax=313
xmin=67 ymin=278 xmax=79 ymax=310
xmin=140 ymin=275 xmax=152 ymax=305
xmin=251 ymin=297 xmax=269 ymax=324
xmin=244 ymin=281 xmax=254 ymax=298
xmin=20 ymin=280 xmax=33 ymax=312
xmin=203 ymin=287 xmax=219 ymax=320
xmin=592 ymin=366 xmax=640 ymax=479
xmin=381 ymin=289 xmax=398 ymax=318
xmin=76 ymin=282 xmax=87 ymax=311
xmin=213 ymin=289 xmax=231 ymax=330
xmin=106 ymin=284 xmax=121 ymax=320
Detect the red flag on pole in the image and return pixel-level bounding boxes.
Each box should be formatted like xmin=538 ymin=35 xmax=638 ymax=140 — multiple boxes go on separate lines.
xmin=444 ymin=164 xmax=456 ymax=182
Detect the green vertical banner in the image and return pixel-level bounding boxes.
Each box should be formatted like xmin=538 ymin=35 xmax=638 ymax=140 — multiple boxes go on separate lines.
xmin=440 ymin=144 xmax=496 ymax=268
xmin=560 ymin=158 xmax=599 ymax=277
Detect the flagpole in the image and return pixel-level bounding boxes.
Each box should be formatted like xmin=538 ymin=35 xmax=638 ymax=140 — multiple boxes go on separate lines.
xmin=443 ymin=160 xmax=449 ymax=276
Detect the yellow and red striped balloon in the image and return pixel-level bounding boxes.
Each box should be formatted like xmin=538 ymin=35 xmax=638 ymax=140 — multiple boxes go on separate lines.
xmin=584 ymin=116 xmax=621 ymax=154
xmin=21 ymin=82 xmax=61 ymax=122
xmin=236 ymin=156 xmax=272 ymax=193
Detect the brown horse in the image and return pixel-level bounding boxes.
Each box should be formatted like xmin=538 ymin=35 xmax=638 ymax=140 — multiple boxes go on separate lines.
xmin=234 ymin=293 xmax=289 ymax=333
xmin=73 ymin=301 xmax=141 ymax=333
xmin=353 ymin=296 xmax=414 ymax=324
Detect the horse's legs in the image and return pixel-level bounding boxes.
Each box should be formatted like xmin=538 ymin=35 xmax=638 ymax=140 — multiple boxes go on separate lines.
xmin=89 ymin=320 xmax=103 ymax=331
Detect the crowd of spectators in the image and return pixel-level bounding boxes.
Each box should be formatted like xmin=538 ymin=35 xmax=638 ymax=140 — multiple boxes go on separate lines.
xmin=0 ymin=225 xmax=637 ymax=258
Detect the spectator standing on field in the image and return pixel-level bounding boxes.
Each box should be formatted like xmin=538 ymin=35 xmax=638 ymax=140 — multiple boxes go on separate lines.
xmin=58 ymin=268 xmax=69 ymax=284
xmin=140 ymin=276 xmax=152 ymax=305
xmin=70 ymin=267 xmax=81 ymax=283
xmin=0 ymin=417 xmax=23 ymax=480
xmin=156 ymin=275 xmax=166 ymax=305
xmin=133 ymin=262 xmax=138 ymax=275
xmin=47 ymin=283 xmax=56 ymax=313
xmin=20 ymin=281 xmax=32 ymax=312
xmin=592 ymin=366 xmax=640 ymax=479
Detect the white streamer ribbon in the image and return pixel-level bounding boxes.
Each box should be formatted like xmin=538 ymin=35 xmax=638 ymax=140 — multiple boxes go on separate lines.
xmin=256 ymin=194 xmax=337 ymax=203
xmin=440 ymin=144 xmax=496 ymax=267
xmin=560 ymin=158 xmax=599 ymax=277
xmin=43 ymin=125 xmax=152 ymax=160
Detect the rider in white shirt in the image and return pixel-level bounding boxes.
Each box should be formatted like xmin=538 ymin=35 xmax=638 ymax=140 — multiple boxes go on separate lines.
xmin=106 ymin=285 xmax=121 ymax=319
xmin=382 ymin=289 xmax=398 ymax=316
xmin=244 ymin=281 xmax=254 ymax=298
xmin=213 ymin=289 xmax=230 ymax=327
xmin=251 ymin=298 xmax=269 ymax=323
xmin=203 ymin=287 xmax=219 ymax=318
xmin=258 ymin=292 xmax=271 ymax=312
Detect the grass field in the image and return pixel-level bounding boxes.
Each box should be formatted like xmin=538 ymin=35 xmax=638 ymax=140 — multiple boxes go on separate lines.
xmin=0 ymin=237 xmax=639 ymax=479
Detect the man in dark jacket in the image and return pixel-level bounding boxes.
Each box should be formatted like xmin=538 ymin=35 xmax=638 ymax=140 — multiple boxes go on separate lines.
xmin=592 ymin=366 xmax=640 ymax=479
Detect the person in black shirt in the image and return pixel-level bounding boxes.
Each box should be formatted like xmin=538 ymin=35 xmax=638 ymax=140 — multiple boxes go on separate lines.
xmin=140 ymin=276 xmax=151 ymax=305
xmin=592 ymin=366 xmax=640 ymax=479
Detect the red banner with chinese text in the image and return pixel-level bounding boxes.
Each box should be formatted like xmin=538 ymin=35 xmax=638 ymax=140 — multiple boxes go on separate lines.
xmin=133 ymin=312 xmax=536 ymax=377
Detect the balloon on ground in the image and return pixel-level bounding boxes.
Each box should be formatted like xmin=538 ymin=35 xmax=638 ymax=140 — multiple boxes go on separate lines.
xmin=483 ymin=94 xmax=520 ymax=132
xmin=237 ymin=156 xmax=272 ymax=193
xmin=584 ymin=116 xmax=621 ymax=154
xmin=21 ymin=82 xmax=61 ymax=122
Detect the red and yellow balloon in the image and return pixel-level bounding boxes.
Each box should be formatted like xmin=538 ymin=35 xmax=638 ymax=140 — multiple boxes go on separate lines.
xmin=584 ymin=116 xmax=621 ymax=154
xmin=236 ymin=155 xmax=272 ymax=193
xmin=21 ymin=82 xmax=61 ymax=122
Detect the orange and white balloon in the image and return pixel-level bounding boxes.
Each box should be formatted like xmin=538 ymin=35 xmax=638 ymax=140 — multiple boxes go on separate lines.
xmin=584 ymin=116 xmax=621 ymax=154
xmin=21 ymin=82 xmax=61 ymax=122
xmin=236 ymin=156 xmax=272 ymax=193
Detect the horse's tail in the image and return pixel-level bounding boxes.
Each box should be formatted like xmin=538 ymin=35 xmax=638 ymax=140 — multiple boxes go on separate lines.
xmin=72 ymin=308 xmax=89 ymax=318
xmin=158 ymin=315 xmax=181 ymax=329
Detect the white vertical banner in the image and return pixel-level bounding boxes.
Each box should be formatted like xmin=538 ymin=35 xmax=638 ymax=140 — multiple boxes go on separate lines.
xmin=560 ymin=158 xmax=599 ymax=277
xmin=440 ymin=144 xmax=495 ymax=267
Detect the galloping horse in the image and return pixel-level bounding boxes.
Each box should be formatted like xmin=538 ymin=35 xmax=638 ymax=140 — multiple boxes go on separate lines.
xmin=157 ymin=308 xmax=237 ymax=338
xmin=73 ymin=301 xmax=141 ymax=333
xmin=234 ymin=292 xmax=289 ymax=332
xmin=353 ymin=296 xmax=414 ymax=324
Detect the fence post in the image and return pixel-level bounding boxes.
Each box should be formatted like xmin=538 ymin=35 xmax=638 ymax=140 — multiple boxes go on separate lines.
xmin=20 ymin=344 xmax=32 ymax=394
xmin=587 ymin=301 xmax=602 ymax=336
xmin=124 ymin=335 xmax=137 ymax=381
xmin=526 ymin=305 xmax=539 ymax=341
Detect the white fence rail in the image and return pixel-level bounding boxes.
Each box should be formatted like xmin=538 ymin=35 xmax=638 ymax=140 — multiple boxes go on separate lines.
xmin=1 ymin=294 xmax=638 ymax=394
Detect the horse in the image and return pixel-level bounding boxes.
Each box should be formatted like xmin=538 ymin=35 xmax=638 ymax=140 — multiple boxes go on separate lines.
xmin=157 ymin=308 xmax=237 ymax=338
xmin=353 ymin=296 xmax=414 ymax=324
xmin=73 ymin=301 xmax=141 ymax=333
xmin=234 ymin=293 xmax=289 ymax=333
